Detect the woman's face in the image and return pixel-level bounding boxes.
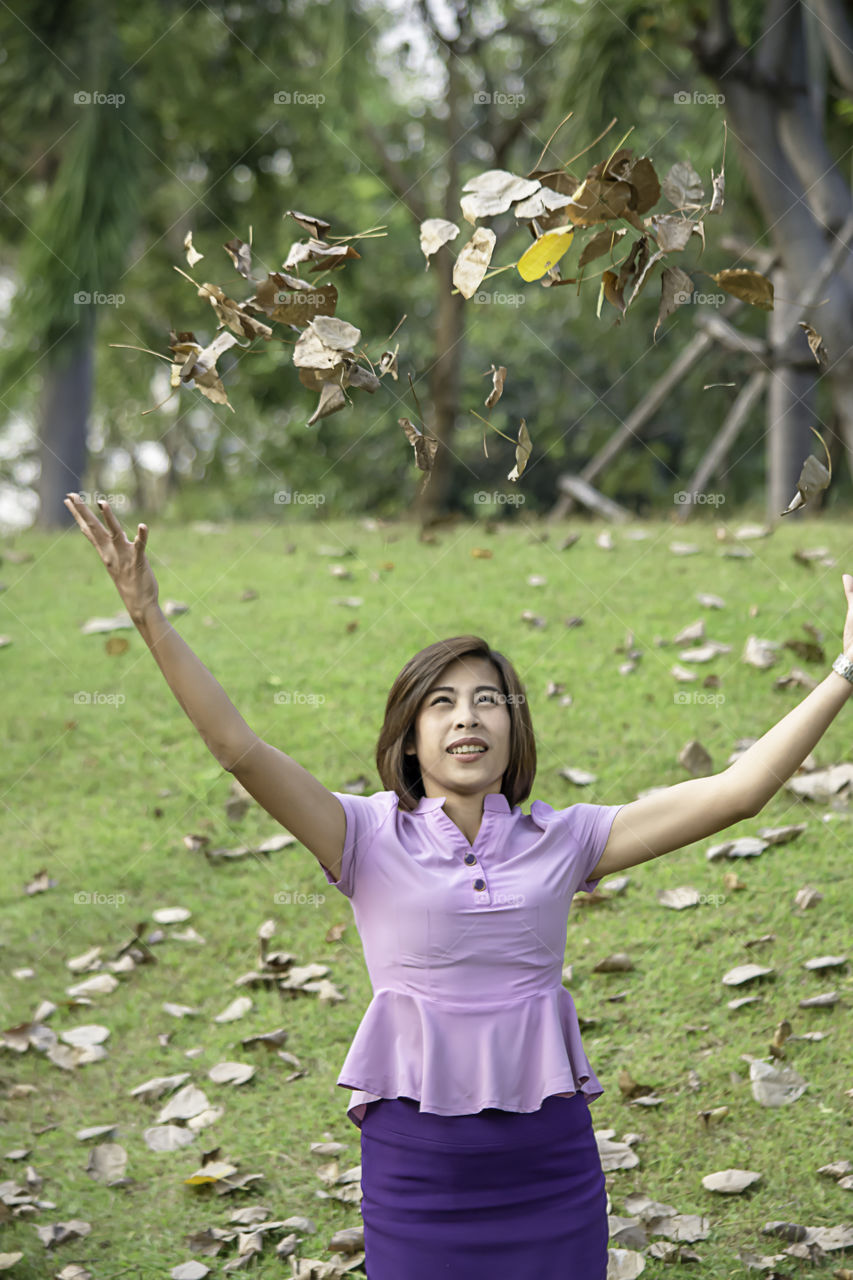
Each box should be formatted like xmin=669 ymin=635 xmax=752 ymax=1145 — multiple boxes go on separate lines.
xmin=404 ymin=655 xmax=512 ymax=797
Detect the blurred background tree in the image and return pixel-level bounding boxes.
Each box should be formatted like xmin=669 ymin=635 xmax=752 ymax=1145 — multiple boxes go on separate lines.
xmin=0 ymin=0 xmax=850 ymax=530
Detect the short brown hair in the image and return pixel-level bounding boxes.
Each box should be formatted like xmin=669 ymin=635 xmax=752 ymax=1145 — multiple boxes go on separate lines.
xmin=376 ymin=635 xmax=536 ymax=812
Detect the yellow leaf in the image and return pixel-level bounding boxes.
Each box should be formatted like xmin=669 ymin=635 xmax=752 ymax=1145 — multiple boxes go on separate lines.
xmin=516 ymin=228 xmax=574 ymax=282
xmin=709 ymin=268 xmax=774 ymax=310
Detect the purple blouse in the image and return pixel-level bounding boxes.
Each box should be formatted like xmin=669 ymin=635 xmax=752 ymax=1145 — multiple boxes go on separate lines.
xmin=321 ymin=789 xmax=625 ymax=1130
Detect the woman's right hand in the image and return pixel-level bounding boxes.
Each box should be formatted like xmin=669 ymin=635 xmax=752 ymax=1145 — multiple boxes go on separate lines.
xmin=64 ymin=493 xmax=160 ymax=624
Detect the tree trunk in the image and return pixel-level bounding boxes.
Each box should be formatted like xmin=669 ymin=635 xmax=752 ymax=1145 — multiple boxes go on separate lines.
xmin=766 ymin=267 xmax=816 ymax=521
xmin=37 ymin=312 xmax=95 ymax=529
xmin=691 ymin=0 xmax=853 ymax=517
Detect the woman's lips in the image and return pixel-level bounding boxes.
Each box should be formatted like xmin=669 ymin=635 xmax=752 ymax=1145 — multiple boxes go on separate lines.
xmin=447 ymin=747 xmax=488 ymax=762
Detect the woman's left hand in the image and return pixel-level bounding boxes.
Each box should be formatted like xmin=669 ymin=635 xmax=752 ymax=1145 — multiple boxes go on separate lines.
xmin=842 ymin=574 xmax=853 ymax=656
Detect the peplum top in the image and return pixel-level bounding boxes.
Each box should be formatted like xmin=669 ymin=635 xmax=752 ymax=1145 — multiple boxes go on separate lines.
xmin=321 ymin=788 xmax=625 ymax=1129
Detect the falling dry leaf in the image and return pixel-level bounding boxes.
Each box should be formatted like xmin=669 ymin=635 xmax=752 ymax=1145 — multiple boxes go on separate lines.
xmin=781 ymin=425 xmax=832 ymax=515
xmin=184 ymin=231 xmax=204 ymax=267
xmin=452 ymin=227 xmax=497 ymax=298
xmin=662 ymin=160 xmax=705 ymax=208
xmin=710 ymin=267 xmax=774 ymax=309
xmin=419 ymin=218 xmax=460 ymax=265
xmin=799 ymin=320 xmax=828 ymax=367
xmin=655 ymin=266 xmax=693 ymax=340
xmin=507 ymin=418 xmax=532 ymax=482
xmin=484 ymin=364 xmax=507 ymax=409
xmin=460 ymin=168 xmax=540 ymax=222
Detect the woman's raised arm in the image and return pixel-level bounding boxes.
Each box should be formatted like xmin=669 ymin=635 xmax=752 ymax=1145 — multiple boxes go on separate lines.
xmin=63 ymin=493 xmax=347 ymax=876
xmin=64 ymin=492 xmax=255 ymax=769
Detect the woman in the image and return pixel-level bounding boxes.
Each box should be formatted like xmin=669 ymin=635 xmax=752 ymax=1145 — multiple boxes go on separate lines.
xmin=63 ymin=492 xmax=853 ymax=1279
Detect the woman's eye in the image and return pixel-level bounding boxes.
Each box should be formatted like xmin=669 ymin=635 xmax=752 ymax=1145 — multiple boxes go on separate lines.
xmin=431 ymin=695 xmax=497 ymax=705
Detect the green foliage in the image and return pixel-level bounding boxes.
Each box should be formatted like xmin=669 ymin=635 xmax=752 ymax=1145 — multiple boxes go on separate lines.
xmin=0 ymin=0 xmax=848 ymax=518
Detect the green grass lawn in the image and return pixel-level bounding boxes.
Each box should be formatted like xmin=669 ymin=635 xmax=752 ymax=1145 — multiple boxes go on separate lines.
xmin=2 ymin=510 xmax=852 ymax=1276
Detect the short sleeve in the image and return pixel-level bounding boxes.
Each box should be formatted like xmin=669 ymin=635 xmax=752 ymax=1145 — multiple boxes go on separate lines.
xmin=321 ymin=790 xmax=396 ymax=898
xmin=564 ymin=802 xmax=626 ymax=893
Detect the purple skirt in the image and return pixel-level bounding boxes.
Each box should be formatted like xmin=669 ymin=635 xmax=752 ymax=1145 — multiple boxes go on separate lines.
xmin=359 ymin=1091 xmax=608 ymax=1279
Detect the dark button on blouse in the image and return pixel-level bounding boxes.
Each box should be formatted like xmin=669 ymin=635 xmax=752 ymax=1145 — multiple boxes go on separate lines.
xmin=473 ymin=878 xmax=486 ymax=891
xmin=463 ymin=852 xmax=477 ymax=865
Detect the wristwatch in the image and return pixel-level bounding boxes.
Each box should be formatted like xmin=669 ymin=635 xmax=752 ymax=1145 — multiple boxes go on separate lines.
xmin=831 ymin=653 xmax=853 ymax=684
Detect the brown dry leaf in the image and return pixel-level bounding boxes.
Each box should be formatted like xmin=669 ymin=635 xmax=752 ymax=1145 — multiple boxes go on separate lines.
xmin=560 ymin=766 xmax=597 ymax=784
xmin=722 ymin=963 xmax=773 ymax=985
xmin=193 ymin=280 xmax=273 ymax=341
xmin=662 ymin=161 xmax=705 ymax=209
xmin=214 ymin=996 xmax=252 ymax=1023
xmin=184 ymin=231 xmax=204 ymax=267
xmin=658 ymin=886 xmax=701 ymax=910
xmin=648 ymin=215 xmax=695 ymax=252
xmin=619 ymin=154 xmax=661 ymax=214
xmin=172 ymin=330 xmax=240 ymax=412
xmin=289 ymin=238 xmax=361 ymax=274
xmin=743 ymin=634 xmax=780 ymax=668
xmin=601 ymin=270 xmax=626 ymax=316
xmin=286 ymin=209 xmax=331 ymax=239
xmin=701 ymin=1169 xmax=761 ymax=1194
xmin=803 ymin=954 xmax=847 ymax=971
xmin=710 ymin=268 xmax=774 ymax=309
xmin=419 ymin=218 xmax=460 ymax=265
xmin=25 ymin=869 xmax=57 ymax=895
xmin=626 ymin=248 xmax=664 ymax=309
xmin=66 ymin=945 xmax=100 ymax=975
xmin=769 ymin=1018 xmax=793 ymax=1060
xmin=593 ymin=952 xmax=634 ymax=972
xmin=679 ymin=740 xmax=712 ymax=775
xmin=399 ymin=417 xmax=439 ymax=473
xmin=452 ymin=227 xmax=497 ymax=298
xmin=85 ymin=1142 xmax=128 ymax=1184
xmin=307 ymin=382 xmax=348 ymax=426
xmin=507 ymin=418 xmax=532 ymax=482
xmin=292 ymin=320 xmax=359 ymax=374
xmin=565 ymin=177 xmax=633 ymax=225
xmin=578 ymin=227 xmax=627 ymax=269
xmin=459 ymin=169 xmax=541 ymax=223
xmin=184 ymin=1159 xmax=239 ymax=1186
xmin=697 ymin=1105 xmax=729 ymax=1128
xmin=618 ymin=1067 xmax=658 ymax=1100
xmin=757 ymin=823 xmax=806 ymax=846
xmin=750 ymin=1059 xmax=808 ymax=1106
xmin=378 ymin=346 xmax=399 ymax=379
xmin=709 ymin=167 xmax=725 ymax=214
xmin=484 ymin=364 xmax=507 ymax=409
xmin=248 ymin=273 xmax=337 ymax=327
xmin=208 ymin=1062 xmax=255 ymax=1085
xmin=240 ymin=1028 xmax=289 ymax=1051
xmin=780 ymin=451 xmax=830 ymax=517
xmin=654 ymin=266 xmax=693 ymax=340
xmin=223 ymin=237 xmax=252 ymax=279
xmin=799 ymin=321 xmax=828 ymax=366
xmin=513 ymin=186 xmax=573 ymax=222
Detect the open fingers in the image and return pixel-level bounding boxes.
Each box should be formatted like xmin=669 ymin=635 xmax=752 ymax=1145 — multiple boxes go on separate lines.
xmin=134 ymin=523 xmax=149 ymax=563
xmin=96 ymin=497 xmax=129 ymax=544
xmin=63 ymin=495 xmax=101 ymax=547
